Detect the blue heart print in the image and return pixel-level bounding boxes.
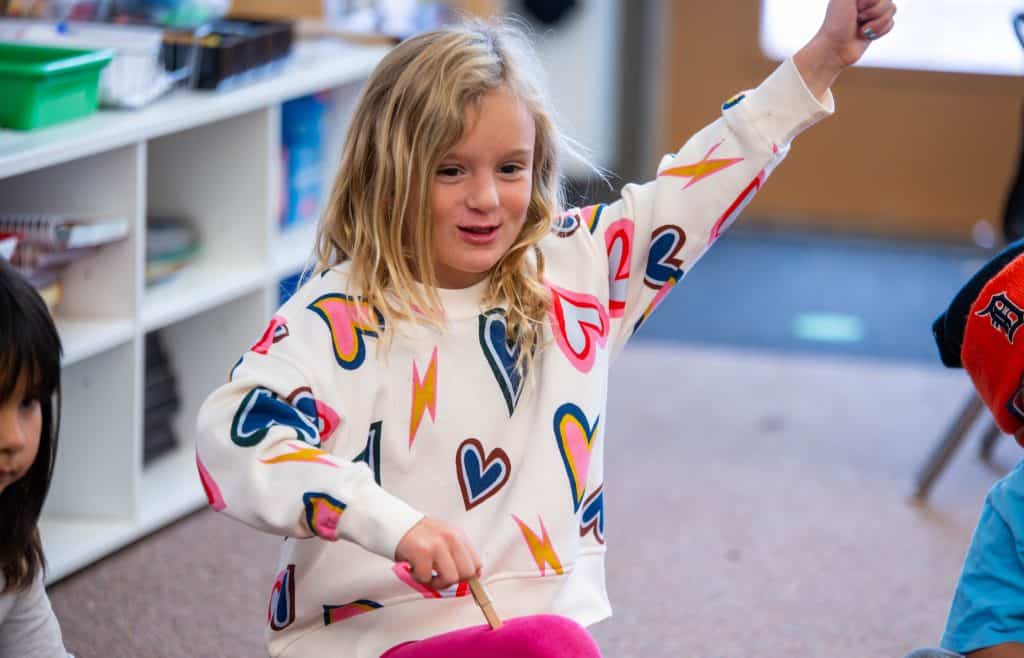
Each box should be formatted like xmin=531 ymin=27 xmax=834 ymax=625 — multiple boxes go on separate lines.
xmin=230 ymin=387 xmax=320 ymax=448
xmin=644 ymin=226 xmax=686 ymax=288
xmin=580 ymin=485 xmax=605 ymax=544
xmin=478 ymin=309 xmax=525 ymax=416
xmin=464 ymin=449 xmax=503 ymax=497
xmin=354 ymin=421 xmax=382 ymax=485
xmin=457 ymin=438 xmax=511 ymax=510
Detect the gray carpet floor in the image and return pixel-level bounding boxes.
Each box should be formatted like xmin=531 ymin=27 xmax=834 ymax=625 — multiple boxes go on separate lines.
xmin=48 ymin=343 xmax=1006 ymax=658
xmin=632 ymin=227 xmax=987 ymax=363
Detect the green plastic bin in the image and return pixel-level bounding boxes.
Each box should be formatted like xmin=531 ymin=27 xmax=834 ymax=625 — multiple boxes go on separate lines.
xmin=0 ymin=42 xmax=113 ymax=131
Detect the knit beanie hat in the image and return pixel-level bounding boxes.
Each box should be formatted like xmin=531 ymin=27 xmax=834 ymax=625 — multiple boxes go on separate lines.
xmin=933 ymin=239 xmax=1024 ymax=435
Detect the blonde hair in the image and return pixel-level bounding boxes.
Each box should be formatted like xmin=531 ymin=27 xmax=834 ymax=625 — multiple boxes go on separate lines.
xmin=314 ymin=19 xmax=566 ymax=375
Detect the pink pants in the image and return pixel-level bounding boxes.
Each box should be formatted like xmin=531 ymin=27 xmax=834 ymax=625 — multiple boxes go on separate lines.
xmin=380 ymin=614 xmax=602 ymax=658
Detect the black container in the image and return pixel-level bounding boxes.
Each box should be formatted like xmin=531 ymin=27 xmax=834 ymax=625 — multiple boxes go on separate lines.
xmin=163 ymin=19 xmax=294 ymax=90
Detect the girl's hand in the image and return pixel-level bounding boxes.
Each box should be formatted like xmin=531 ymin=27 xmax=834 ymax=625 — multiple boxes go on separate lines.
xmin=794 ymin=0 xmax=897 ymax=100
xmin=395 ymin=517 xmax=482 ymax=590
xmin=820 ymin=0 xmax=897 ymax=67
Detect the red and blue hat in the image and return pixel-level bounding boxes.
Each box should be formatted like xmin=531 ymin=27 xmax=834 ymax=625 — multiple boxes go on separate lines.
xmin=934 ymin=239 xmax=1024 ymax=436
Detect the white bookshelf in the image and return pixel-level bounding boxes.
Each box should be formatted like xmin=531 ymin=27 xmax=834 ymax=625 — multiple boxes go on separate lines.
xmin=0 ymin=39 xmax=388 ymax=584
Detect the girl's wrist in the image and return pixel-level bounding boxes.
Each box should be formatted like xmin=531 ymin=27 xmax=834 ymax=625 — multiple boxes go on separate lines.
xmin=792 ymin=35 xmax=846 ymax=101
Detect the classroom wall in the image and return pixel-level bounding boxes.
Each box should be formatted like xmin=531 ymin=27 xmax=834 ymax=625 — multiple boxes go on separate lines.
xmin=455 ymin=0 xmax=623 ymax=178
xmin=528 ymin=0 xmax=621 ymax=178
xmin=660 ymin=2 xmax=1024 ymax=242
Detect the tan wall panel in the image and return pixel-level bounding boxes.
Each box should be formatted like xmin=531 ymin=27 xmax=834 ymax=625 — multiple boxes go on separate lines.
xmin=660 ymin=2 xmax=1024 ymax=241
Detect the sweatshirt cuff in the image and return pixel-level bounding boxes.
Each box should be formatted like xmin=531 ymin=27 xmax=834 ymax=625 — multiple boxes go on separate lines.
xmin=341 ymin=480 xmax=425 ymax=560
xmin=740 ymin=57 xmax=835 ymax=147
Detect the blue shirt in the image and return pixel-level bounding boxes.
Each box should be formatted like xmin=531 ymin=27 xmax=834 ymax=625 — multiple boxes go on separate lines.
xmin=943 ymin=458 xmax=1024 ymax=653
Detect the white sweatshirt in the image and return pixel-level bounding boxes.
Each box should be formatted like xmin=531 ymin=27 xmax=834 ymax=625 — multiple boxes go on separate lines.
xmin=196 ymin=58 xmax=833 ymax=658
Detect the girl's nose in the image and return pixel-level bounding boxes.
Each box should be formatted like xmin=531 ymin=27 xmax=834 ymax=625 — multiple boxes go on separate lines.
xmin=0 ymin=409 xmax=27 ymax=456
xmin=468 ymin=176 xmax=499 ymax=211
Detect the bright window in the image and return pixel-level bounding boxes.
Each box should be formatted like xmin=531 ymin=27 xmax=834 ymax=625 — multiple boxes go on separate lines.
xmin=760 ymin=0 xmax=1024 ymax=76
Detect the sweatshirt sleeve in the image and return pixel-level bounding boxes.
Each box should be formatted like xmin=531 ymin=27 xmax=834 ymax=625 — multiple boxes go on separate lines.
xmin=195 ymin=278 xmax=423 ymax=561
xmin=587 ymin=57 xmax=834 ymax=359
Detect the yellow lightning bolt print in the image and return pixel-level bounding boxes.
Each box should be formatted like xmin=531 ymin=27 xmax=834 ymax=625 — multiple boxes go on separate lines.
xmin=658 ymin=140 xmax=743 ymax=190
xmin=260 ymin=441 xmax=339 ymax=468
xmin=512 ymin=514 xmax=564 ymax=576
xmin=409 ymin=347 xmax=438 ymax=449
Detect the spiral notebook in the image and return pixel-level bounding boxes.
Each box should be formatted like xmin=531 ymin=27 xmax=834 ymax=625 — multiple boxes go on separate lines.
xmin=0 ymin=213 xmax=129 ymax=249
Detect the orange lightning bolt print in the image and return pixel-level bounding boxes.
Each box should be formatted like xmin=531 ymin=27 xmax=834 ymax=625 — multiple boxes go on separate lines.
xmin=260 ymin=441 xmax=340 ymax=468
xmin=409 ymin=347 xmax=438 ymax=449
xmin=658 ymin=140 xmax=743 ymax=190
xmin=512 ymin=514 xmax=564 ymax=576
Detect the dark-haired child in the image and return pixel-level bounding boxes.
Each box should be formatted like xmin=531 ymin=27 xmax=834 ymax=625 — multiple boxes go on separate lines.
xmin=915 ymin=239 xmax=1024 ymax=658
xmin=0 ymin=257 xmax=71 ymax=657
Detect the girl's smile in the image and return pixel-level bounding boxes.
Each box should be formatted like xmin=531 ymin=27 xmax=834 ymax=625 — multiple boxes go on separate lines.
xmin=457 ymin=223 xmax=501 ymax=245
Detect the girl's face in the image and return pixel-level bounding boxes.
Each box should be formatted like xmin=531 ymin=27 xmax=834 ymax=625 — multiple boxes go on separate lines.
xmin=0 ymin=375 xmax=41 ymax=494
xmin=430 ymin=87 xmax=535 ymax=289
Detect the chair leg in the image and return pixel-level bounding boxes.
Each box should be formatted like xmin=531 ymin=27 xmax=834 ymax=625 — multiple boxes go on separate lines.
xmin=978 ymin=420 xmax=1004 ymax=464
xmin=912 ymin=393 xmax=987 ymax=501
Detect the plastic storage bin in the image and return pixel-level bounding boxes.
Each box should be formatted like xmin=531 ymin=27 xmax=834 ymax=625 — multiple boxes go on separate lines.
xmin=0 ymin=42 xmax=112 ymax=130
xmin=0 ymin=20 xmax=194 ymax=110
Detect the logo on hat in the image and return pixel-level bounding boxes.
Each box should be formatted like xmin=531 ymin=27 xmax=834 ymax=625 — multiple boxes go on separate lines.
xmin=976 ymin=292 xmax=1024 ymax=343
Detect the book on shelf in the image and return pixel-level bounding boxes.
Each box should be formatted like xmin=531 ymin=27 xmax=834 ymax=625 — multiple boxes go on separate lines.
xmin=145 ymin=380 xmax=180 ymax=416
xmin=143 ymin=331 xmax=181 ymax=465
xmin=147 ymin=217 xmax=200 ymax=258
xmin=0 ymin=213 xmax=129 ymax=250
xmin=16 ymin=265 xmax=59 ymax=290
xmin=10 ymin=242 xmax=100 ymax=270
xmin=146 ymin=216 xmax=201 ymax=287
xmin=146 ymin=246 xmax=200 ymax=287
xmin=144 ymin=400 xmax=181 ymax=433
xmin=143 ymin=423 xmax=179 ymax=465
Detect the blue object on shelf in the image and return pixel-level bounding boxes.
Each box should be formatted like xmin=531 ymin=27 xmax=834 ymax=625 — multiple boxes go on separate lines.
xmin=280 ymin=93 xmax=328 ymax=229
xmin=279 ymin=270 xmax=303 ymax=306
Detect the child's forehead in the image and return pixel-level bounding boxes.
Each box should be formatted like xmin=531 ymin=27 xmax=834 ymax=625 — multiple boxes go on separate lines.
xmin=448 ymin=90 xmax=536 ymax=153
xmin=463 ymin=86 xmax=529 ymax=117
xmin=0 ymin=350 xmax=39 ymax=401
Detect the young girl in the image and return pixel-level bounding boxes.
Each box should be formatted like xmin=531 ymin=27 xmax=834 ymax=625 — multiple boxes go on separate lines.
xmin=0 ymin=258 xmax=70 ymax=657
xmin=197 ymin=2 xmax=896 ymax=656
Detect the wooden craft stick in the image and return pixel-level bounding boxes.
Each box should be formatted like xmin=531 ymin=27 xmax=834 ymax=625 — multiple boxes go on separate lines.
xmin=467 ymin=577 xmax=502 ymax=630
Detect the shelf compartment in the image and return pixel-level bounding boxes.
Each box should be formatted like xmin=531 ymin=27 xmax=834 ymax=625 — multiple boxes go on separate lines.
xmin=143 ymin=108 xmax=276 ymax=333
xmin=0 ymin=144 xmax=143 ymax=320
xmin=58 ymin=316 xmax=134 ymax=367
xmin=45 ymin=342 xmax=138 ymax=523
xmin=146 ymin=108 xmax=274 ymax=268
xmin=142 ymin=263 xmax=266 ymax=331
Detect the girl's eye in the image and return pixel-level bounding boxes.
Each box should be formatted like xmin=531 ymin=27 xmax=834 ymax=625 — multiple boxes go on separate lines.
xmin=437 ymin=166 xmax=461 ymax=178
xmin=500 ymin=163 xmax=524 ymax=175
xmin=19 ymin=397 xmax=37 ymax=411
